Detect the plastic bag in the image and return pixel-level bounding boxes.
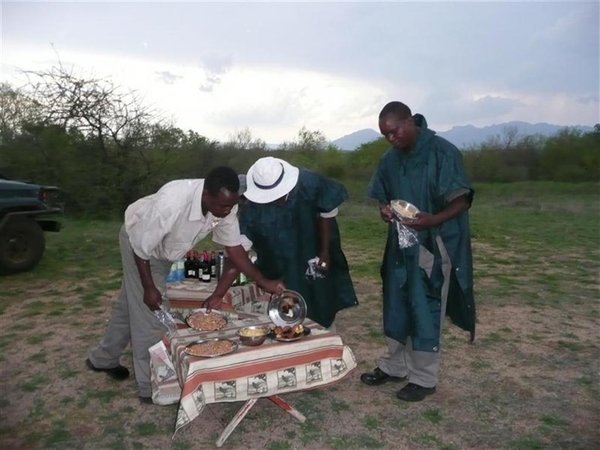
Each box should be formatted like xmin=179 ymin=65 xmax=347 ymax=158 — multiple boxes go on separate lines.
xmin=394 ymin=219 xmax=419 ymax=249
xmin=305 ymin=257 xmax=326 ymax=281
xmin=154 ymin=304 xmax=178 ymax=334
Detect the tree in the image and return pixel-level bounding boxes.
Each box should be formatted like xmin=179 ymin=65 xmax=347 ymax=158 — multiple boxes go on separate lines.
xmin=0 ymin=83 xmax=42 ymax=137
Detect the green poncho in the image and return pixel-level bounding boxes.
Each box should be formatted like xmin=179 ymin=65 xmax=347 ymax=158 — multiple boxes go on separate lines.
xmin=368 ymin=115 xmax=476 ymax=352
xmin=240 ymin=169 xmax=358 ymax=327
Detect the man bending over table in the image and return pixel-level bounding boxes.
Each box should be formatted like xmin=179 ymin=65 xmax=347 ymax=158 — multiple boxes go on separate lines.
xmin=86 ymin=166 xmax=284 ymax=404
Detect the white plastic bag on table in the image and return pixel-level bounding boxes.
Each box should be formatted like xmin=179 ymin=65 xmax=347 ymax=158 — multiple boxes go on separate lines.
xmin=154 ymin=304 xmax=178 ymax=334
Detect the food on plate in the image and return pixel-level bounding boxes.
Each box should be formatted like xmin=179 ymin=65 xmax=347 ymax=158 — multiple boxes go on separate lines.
xmin=187 ymin=340 xmax=234 ymax=357
xmin=239 ymin=327 xmax=268 ymax=337
xmin=187 ymin=311 xmax=227 ymax=331
xmin=272 ymin=324 xmax=306 ymax=340
xmin=390 ymin=200 xmax=419 ymax=220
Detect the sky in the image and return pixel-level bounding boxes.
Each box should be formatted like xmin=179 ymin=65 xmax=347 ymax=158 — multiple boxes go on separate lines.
xmin=2 ymin=1 xmax=599 ymax=144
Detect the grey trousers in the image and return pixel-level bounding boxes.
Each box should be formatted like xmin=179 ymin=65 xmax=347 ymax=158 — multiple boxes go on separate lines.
xmin=378 ymin=236 xmax=452 ymax=388
xmin=88 ymin=225 xmax=172 ymax=397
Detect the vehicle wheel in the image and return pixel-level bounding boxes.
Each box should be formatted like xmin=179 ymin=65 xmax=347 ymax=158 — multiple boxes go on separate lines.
xmin=0 ymin=219 xmax=45 ymax=274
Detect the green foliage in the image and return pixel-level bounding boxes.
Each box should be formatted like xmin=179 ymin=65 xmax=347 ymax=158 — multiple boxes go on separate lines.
xmin=462 ymin=126 xmax=600 ymax=183
xmin=1 ymin=73 xmax=598 ymax=218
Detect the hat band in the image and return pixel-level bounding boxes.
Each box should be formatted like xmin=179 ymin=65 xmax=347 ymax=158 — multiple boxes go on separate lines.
xmin=254 ymin=163 xmax=285 ymax=190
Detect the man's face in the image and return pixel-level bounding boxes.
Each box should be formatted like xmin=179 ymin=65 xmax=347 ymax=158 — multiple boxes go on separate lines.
xmin=203 ymin=189 xmax=239 ymax=218
xmin=379 ymin=114 xmax=417 ymax=149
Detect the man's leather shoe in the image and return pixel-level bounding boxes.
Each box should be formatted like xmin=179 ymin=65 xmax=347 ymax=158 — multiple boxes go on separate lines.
xmin=396 ymin=383 xmax=436 ymax=402
xmin=86 ymin=358 xmax=130 ymax=381
xmin=139 ymin=396 xmax=154 ymax=405
xmin=360 ymin=367 xmax=407 ymax=386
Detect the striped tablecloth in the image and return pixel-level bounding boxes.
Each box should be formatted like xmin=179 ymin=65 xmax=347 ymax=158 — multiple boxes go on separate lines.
xmin=149 ymin=313 xmax=357 ymax=435
xmin=166 ymin=280 xmax=268 ymax=315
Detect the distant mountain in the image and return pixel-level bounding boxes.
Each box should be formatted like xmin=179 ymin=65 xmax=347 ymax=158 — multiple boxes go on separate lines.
xmin=438 ymin=121 xmax=594 ymax=149
xmin=331 ymin=129 xmax=381 ymax=151
xmin=331 ymin=122 xmax=595 ymax=151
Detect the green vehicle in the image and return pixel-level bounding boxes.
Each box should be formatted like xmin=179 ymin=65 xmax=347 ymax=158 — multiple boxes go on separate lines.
xmin=0 ymin=176 xmax=62 ymax=274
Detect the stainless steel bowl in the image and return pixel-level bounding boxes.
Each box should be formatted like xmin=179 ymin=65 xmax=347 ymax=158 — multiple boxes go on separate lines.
xmin=237 ymin=326 xmax=270 ymax=347
xmin=390 ymin=199 xmax=420 ymax=220
xmin=268 ymin=290 xmax=307 ymax=327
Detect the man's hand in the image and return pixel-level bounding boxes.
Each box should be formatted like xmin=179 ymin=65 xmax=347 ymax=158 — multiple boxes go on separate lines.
xmin=379 ymin=204 xmax=393 ymax=223
xmin=256 ymin=278 xmax=285 ymax=295
xmin=316 ymin=251 xmax=330 ymax=273
xmin=403 ymin=212 xmax=439 ymax=231
xmin=143 ymin=286 xmax=163 ymax=311
xmin=204 ymin=294 xmax=223 ymax=313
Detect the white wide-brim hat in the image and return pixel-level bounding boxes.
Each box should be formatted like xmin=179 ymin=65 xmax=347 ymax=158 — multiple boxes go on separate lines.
xmin=244 ymin=157 xmax=299 ymax=204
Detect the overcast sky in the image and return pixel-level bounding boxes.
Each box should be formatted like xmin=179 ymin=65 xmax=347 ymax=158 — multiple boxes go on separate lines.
xmin=2 ymin=1 xmax=599 ymax=143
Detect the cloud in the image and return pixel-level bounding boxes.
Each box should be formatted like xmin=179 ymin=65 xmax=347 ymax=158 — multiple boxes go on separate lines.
xmin=198 ymin=54 xmax=232 ymax=93
xmin=472 ymin=96 xmax=525 ymax=117
xmin=155 ymin=70 xmax=182 ymax=85
xmin=419 ymin=89 xmax=525 ymax=127
xmin=576 ymin=95 xmax=599 ymax=106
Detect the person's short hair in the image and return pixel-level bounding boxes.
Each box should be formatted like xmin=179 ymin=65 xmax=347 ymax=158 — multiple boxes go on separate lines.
xmin=205 ymin=167 xmax=240 ymax=196
xmin=379 ymin=101 xmax=412 ymax=120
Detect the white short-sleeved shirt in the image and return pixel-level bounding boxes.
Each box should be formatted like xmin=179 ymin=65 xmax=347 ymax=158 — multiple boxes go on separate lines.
xmin=124 ymin=179 xmax=242 ymax=261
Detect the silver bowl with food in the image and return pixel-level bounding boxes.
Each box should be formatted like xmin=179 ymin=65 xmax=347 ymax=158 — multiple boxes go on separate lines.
xmin=267 ymin=290 xmax=307 ymax=327
xmin=237 ymin=325 xmax=270 ymax=347
xmin=390 ymin=199 xmax=420 ymax=221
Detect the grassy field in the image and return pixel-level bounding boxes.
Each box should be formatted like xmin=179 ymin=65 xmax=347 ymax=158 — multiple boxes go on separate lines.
xmin=0 ymin=181 xmax=598 ymax=449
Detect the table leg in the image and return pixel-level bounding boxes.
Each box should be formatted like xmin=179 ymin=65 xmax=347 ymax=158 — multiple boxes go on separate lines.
xmin=216 ymin=396 xmax=306 ymax=447
xmin=268 ymin=395 xmax=306 ymax=423
xmin=215 ymin=398 xmax=258 ymax=448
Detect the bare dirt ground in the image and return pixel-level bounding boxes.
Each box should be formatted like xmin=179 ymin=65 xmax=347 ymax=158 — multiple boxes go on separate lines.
xmin=0 ymin=275 xmax=599 ymax=450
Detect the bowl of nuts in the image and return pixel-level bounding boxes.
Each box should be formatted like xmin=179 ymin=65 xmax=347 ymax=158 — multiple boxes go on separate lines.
xmin=237 ymin=325 xmax=270 ymax=347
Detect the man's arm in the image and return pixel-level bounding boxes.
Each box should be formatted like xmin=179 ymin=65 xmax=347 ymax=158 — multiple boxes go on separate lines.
xmin=407 ymin=194 xmax=470 ymax=231
xmin=317 ymin=217 xmax=333 ymax=270
xmin=203 ymin=258 xmax=240 ymax=312
xmin=225 ymin=245 xmax=284 ymax=294
xmin=204 ymin=245 xmax=284 ymax=311
xmin=133 ymin=253 xmax=163 ymax=311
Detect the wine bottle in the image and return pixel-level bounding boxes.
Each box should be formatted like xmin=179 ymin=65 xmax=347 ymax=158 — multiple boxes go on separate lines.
xmin=192 ymin=250 xmax=200 ymax=279
xmin=201 ymin=251 xmax=211 ymax=283
xmin=216 ymin=251 xmax=225 ymax=281
xmin=184 ymin=251 xmax=195 ymax=278
xmin=210 ymin=251 xmax=216 ymax=278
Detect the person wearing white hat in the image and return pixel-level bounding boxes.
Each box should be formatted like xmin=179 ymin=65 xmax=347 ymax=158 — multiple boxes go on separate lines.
xmin=232 ymin=156 xmax=358 ymax=328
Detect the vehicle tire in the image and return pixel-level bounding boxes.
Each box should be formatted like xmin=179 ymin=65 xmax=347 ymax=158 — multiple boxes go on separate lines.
xmin=0 ymin=218 xmax=46 ymax=274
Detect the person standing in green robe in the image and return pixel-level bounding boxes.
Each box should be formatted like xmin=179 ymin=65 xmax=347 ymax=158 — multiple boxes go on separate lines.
xmin=232 ymin=156 xmax=358 ymax=328
xmin=360 ymin=101 xmax=476 ymax=402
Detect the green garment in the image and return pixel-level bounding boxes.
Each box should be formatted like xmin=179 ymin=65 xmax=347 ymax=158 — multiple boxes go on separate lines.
xmin=240 ymin=169 xmax=358 ymax=327
xmin=368 ymin=114 xmax=476 ymax=352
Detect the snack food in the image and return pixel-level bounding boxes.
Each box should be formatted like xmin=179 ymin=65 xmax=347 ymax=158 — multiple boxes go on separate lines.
xmin=186 ymin=311 xmax=227 ymax=331
xmin=186 ymin=339 xmax=235 ymax=357
xmin=239 ymin=327 xmax=268 ymax=337
xmin=273 ymin=324 xmax=305 ymax=340
xmin=390 ymin=200 xmax=419 ymax=220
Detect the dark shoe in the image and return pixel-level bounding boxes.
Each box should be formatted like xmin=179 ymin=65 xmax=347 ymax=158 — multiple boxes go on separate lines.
xmin=85 ymin=358 xmax=130 ymax=381
xmin=396 ymin=383 xmax=436 ymax=402
xmin=360 ymin=367 xmax=407 ymax=386
xmin=139 ymin=396 xmax=154 ymax=405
